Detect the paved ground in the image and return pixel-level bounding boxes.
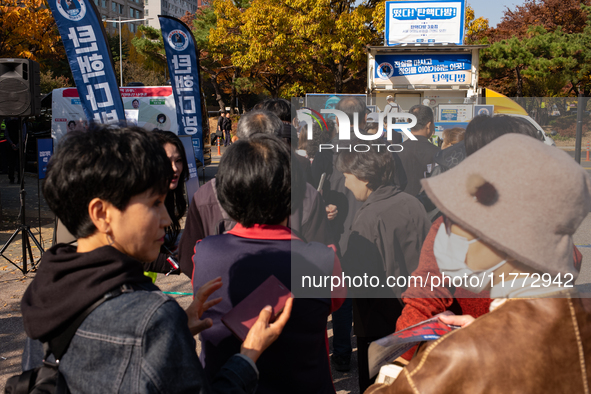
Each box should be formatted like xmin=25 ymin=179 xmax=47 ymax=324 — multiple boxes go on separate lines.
xmin=2 ymin=144 xmax=591 ymax=392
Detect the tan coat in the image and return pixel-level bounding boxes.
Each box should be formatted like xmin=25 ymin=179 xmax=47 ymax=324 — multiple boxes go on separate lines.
xmin=366 ymin=295 xmax=591 ymax=394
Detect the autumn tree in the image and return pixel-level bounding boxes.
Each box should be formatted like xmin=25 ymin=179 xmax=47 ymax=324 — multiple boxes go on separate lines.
xmin=0 ymin=0 xmax=68 ymax=77
xmin=493 ymin=0 xmax=591 ymax=40
xmin=40 ymin=70 xmax=71 ymax=94
xmin=464 ymin=4 xmax=489 ymax=44
xmin=296 ymin=0 xmax=378 ymax=93
xmin=210 ymin=0 xmax=378 ymax=95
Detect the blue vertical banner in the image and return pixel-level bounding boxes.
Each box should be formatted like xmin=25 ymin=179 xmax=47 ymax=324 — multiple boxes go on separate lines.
xmin=37 ymin=139 xmax=54 ymax=180
xmin=47 ymin=0 xmax=125 ymax=124
xmin=159 ymin=16 xmax=204 ymax=164
xmin=178 ymin=135 xmax=200 ymax=204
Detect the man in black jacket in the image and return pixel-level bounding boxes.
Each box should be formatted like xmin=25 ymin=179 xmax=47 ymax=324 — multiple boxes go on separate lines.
xmin=223 ymin=112 xmax=232 ymax=146
xmin=397 ymin=105 xmax=440 ymax=197
xmin=212 ymin=111 xmax=225 ymax=145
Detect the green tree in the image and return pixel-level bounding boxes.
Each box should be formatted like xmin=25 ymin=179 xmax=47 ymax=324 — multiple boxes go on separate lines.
xmin=480 ymin=1 xmax=591 ymax=97
xmin=191 ymin=5 xmax=235 ymax=110
xmin=108 ymin=32 xmax=130 ymax=64
xmin=132 ymin=25 xmax=167 ymax=67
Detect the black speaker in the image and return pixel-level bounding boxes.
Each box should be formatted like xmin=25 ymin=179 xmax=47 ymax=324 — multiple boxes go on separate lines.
xmin=0 ymin=58 xmax=41 ymax=117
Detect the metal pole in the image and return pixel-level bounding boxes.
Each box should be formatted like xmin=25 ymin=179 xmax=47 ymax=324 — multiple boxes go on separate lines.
xmin=119 ymin=16 xmax=123 ymax=87
xmin=575 ymin=92 xmax=584 ymax=164
xmin=18 ymin=118 xmax=27 ymax=273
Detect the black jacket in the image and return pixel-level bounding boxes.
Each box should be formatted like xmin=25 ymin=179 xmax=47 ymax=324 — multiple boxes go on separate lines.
xmin=398 ymin=135 xmax=440 ymax=197
xmin=216 ymin=116 xmax=224 ymax=133
xmin=223 ymin=117 xmax=232 ymax=131
xmin=311 ymin=137 xmax=408 ymax=256
xmin=341 ymin=185 xmax=430 ymax=337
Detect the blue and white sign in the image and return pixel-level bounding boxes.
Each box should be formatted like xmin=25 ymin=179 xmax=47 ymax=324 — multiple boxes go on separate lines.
xmin=374 ymin=53 xmax=471 ymax=86
xmin=167 ymin=30 xmax=190 ymax=51
xmin=37 ymin=138 xmax=53 ymax=180
xmin=159 ymin=16 xmax=205 ymax=165
xmin=47 ymin=0 xmax=125 ymax=124
xmin=474 ymin=105 xmax=494 ymax=117
xmin=385 ymin=0 xmax=465 ymax=45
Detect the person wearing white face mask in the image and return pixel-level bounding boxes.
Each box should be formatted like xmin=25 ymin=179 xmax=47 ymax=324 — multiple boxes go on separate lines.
xmin=432 ymin=219 xmax=506 ymax=293
xmin=394 ymin=115 xmax=584 ymax=362
xmin=365 ymin=133 xmax=591 ymax=394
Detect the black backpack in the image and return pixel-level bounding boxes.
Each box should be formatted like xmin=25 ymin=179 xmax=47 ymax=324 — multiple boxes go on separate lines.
xmin=5 ymin=285 xmax=131 ymax=394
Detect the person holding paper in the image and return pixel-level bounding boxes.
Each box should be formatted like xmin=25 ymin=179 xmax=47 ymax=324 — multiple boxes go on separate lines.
xmin=192 ymin=134 xmax=346 ymax=394
xmin=365 ymin=133 xmax=591 ymax=394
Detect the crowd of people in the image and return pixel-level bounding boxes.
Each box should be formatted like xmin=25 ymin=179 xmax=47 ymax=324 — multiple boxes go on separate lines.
xmin=212 ymin=111 xmax=233 ymax=147
xmin=16 ymin=97 xmax=591 ymax=394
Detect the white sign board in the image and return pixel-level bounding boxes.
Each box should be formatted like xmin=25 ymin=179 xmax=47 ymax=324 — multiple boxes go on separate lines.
xmin=438 ymin=104 xmax=473 ymax=122
xmin=51 ymin=87 xmax=178 ymax=144
xmin=385 ymin=0 xmax=465 ymax=46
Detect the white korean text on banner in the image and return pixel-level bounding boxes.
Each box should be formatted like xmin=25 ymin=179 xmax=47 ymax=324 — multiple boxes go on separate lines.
xmin=178 ymin=135 xmax=200 ymax=204
xmin=374 ymin=53 xmax=471 ymax=86
xmin=46 ymin=0 xmax=125 ymax=124
xmin=385 ymin=0 xmax=465 ymax=45
xmin=159 ymin=16 xmax=204 ymax=164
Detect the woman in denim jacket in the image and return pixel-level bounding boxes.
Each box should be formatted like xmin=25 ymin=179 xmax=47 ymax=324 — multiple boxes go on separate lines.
xmin=20 ymin=126 xmax=291 ymax=394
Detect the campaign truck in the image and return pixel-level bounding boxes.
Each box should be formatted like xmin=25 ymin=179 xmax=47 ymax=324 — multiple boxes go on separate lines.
xmin=51 ymin=86 xmax=211 ymax=165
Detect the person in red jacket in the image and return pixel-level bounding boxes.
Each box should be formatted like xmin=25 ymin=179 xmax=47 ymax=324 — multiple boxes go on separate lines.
xmin=396 ymin=115 xmax=584 ymax=360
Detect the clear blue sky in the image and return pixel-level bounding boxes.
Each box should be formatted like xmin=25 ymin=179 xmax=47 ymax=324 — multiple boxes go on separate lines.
xmin=467 ymin=0 xmax=526 ymax=27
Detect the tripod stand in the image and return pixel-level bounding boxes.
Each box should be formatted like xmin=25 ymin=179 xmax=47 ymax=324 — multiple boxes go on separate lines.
xmin=0 ymin=117 xmax=44 ymax=274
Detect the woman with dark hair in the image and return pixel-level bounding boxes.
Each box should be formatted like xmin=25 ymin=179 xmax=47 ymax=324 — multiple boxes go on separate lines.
xmin=192 ymin=134 xmax=345 ymax=394
xmin=143 ymin=130 xmax=189 ymax=275
xmin=156 ymin=114 xmax=167 ymax=129
xmin=464 ymin=114 xmax=541 ymax=155
xmin=336 ymin=139 xmax=430 ymax=392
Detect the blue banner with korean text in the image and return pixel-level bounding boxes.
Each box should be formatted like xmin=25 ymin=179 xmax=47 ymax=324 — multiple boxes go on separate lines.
xmin=374 ymin=53 xmax=472 ymax=86
xmin=37 ymin=139 xmax=54 ymax=180
xmin=46 ymin=0 xmax=125 ymax=124
xmin=159 ymin=16 xmax=204 ymax=165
